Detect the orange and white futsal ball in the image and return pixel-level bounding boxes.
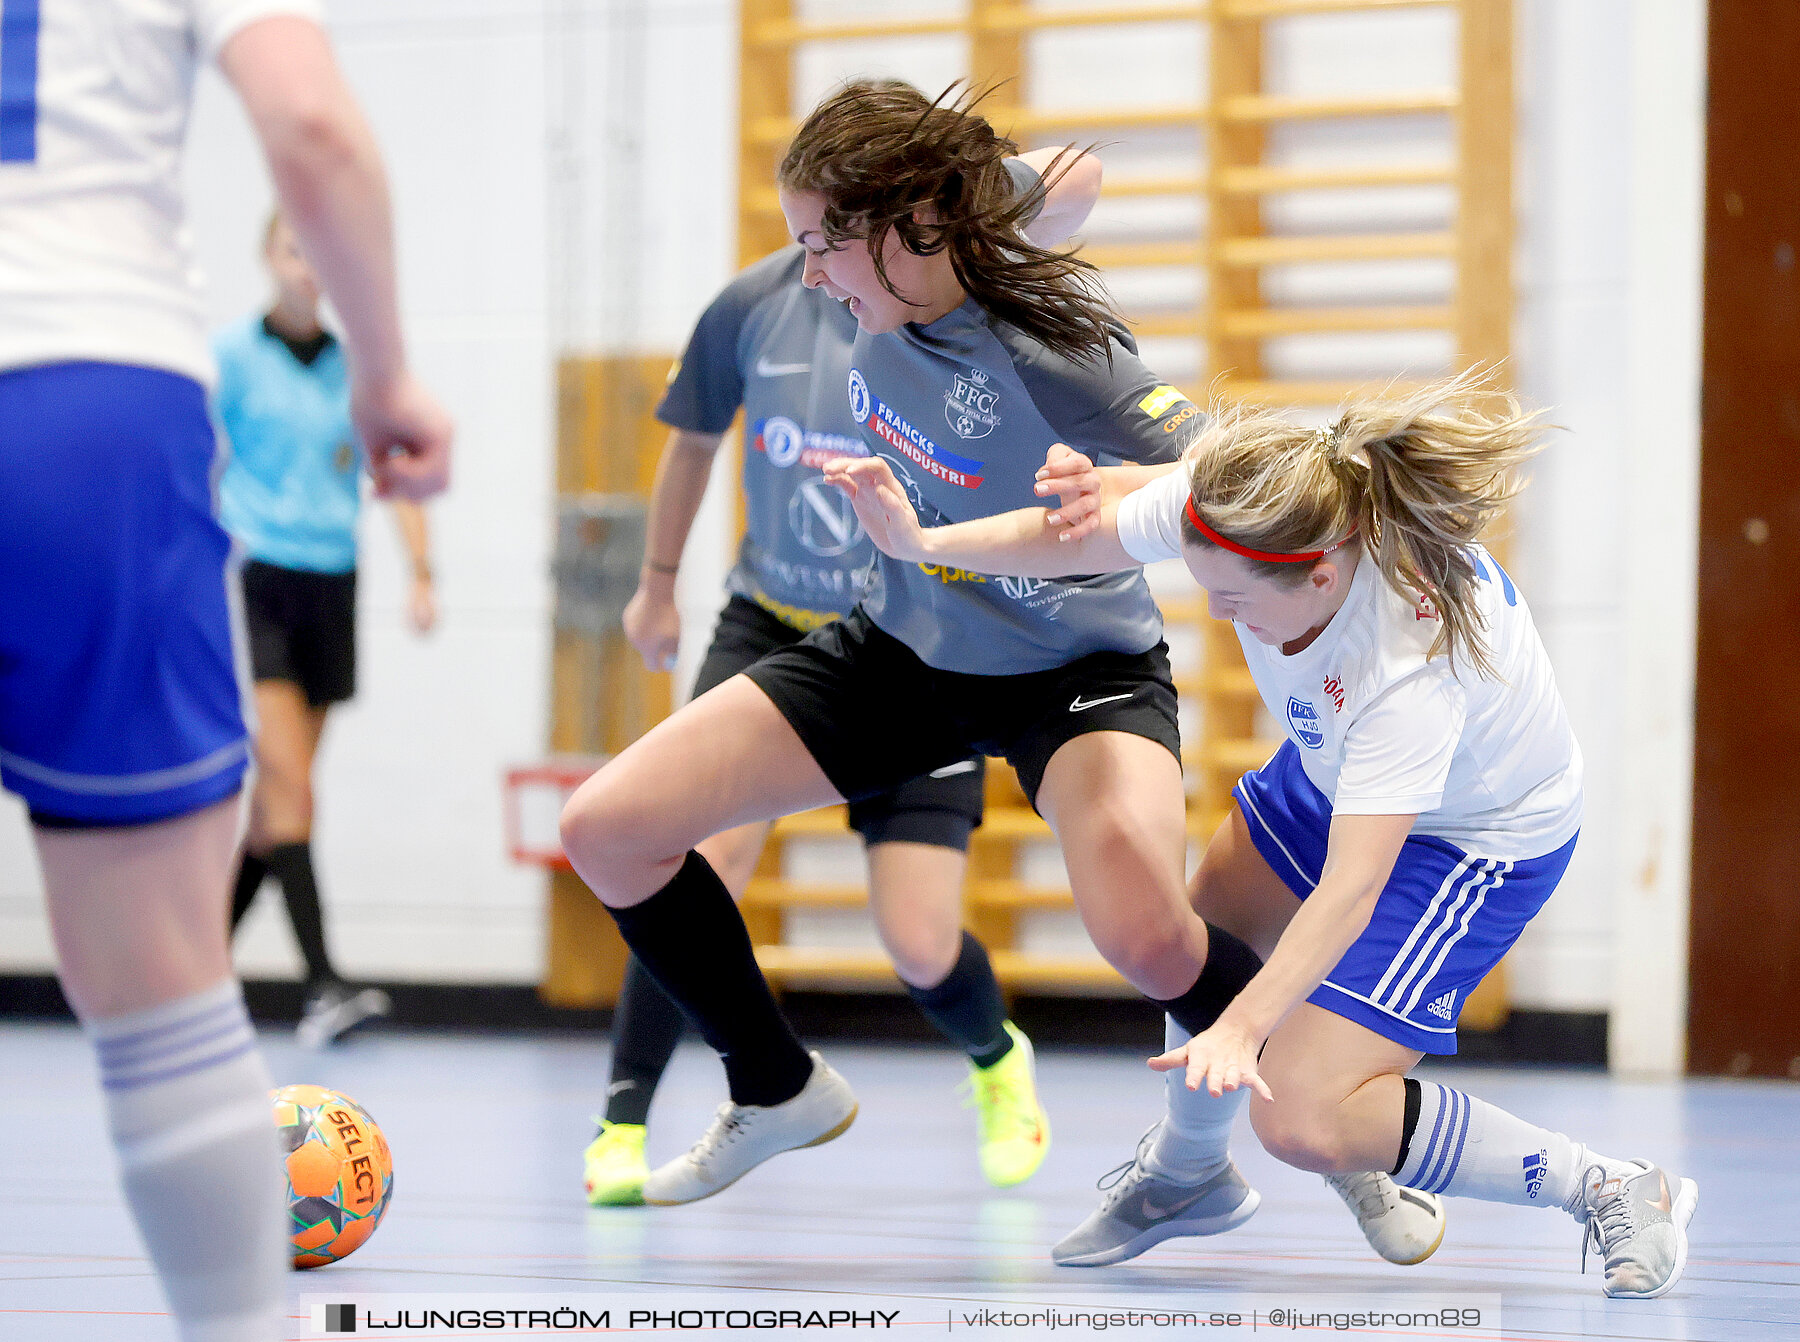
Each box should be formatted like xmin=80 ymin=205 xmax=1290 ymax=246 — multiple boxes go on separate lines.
xmin=271 ymin=1083 xmax=394 ymax=1268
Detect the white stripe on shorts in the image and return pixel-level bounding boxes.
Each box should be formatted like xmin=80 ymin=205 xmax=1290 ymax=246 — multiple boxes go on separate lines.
xmin=1370 ymin=856 xmax=1476 ymax=1004
xmin=1370 ymin=857 xmax=1498 ymax=1010
xmin=1395 ymin=861 xmax=1511 ymax=1017
xmin=0 ymin=739 xmax=248 ymax=796
xmin=1233 ymin=783 xmax=1317 ymax=892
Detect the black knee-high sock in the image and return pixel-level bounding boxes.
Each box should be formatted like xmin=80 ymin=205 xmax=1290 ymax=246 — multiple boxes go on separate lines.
xmin=229 ymin=851 xmax=268 ymax=933
xmin=606 ymin=851 xmax=813 ymax=1108
xmin=263 ymin=842 xmax=338 ymax=986
xmin=1150 ymin=922 xmax=1264 ymax=1036
xmin=604 ymin=956 xmax=689 ymax=1126
xmin=904 ymin=931 xmax=1012 ymax=1068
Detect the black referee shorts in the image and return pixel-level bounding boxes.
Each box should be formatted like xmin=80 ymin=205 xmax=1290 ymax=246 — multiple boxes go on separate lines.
xmin=240 ymin=559 xmax=357 ymax=707
xmin=693 ymin=594 xmax=985 ymax=851
xmin=742 ymin=605 xmax=1180 ymax=812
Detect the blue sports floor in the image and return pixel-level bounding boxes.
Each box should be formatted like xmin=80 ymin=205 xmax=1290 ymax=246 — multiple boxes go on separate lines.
xmin=1 ymin=1021 xmax=1793 ymax=1340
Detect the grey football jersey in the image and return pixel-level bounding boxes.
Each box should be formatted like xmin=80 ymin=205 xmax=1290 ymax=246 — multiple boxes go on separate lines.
xmin=654 ymin=161 xmax=1045 ymax=631
xmin=656 ymin=248 xmax=871 ymax=629
xmin=848 ymin=300 xmax=1199 ymax=673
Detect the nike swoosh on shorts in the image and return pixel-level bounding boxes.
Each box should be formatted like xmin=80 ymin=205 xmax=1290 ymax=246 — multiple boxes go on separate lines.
xmin=755 ymin=359 xmax=811 ymax=377
xmin=1069 ymin=692 xmax=1135 ymax=712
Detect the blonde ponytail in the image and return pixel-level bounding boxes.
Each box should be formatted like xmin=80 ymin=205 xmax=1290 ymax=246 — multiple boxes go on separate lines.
xmin=1182 ymin=368 xmax=1549 ymax=677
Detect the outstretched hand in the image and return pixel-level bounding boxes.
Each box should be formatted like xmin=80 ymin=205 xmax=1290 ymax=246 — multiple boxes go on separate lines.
xmin=1034 ymin=443 xmax=1101 ymax=541
xmin=824 ymin=456 xmax=928 ymax=562
xmin=1149 ymin=1022 xmax=1274 ymax=1102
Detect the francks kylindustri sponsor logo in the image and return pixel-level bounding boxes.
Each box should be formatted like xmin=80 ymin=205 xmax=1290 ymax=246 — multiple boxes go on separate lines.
xmin=848 ymin=367 xmax=984 ymax=488
xmin=751 ymin=418 xmax=868 ymax=472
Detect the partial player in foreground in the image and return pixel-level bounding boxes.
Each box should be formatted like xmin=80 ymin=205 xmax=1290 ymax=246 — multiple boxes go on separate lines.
xmin=220 ymin=212 xmax=437 ymax=1049
xmin=0 ymin=5 xmax=449 ymax=1339
xmin=583 ymin=145 xmax=1099 ymax=1205
xmin=827 ymin=373 xmax=1697 ymax=1297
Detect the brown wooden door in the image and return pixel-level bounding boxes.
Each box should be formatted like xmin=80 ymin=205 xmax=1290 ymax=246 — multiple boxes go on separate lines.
xmin=1688 ymin=1 xmax=1800 ymax=1078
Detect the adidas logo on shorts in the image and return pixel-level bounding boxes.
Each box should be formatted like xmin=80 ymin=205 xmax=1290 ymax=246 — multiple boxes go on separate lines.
xmin=1426 ymin=991 xmax=1457 ymax=1021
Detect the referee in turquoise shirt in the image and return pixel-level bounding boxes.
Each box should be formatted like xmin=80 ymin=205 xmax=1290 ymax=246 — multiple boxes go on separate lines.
xmin=218 ymin=213 xmax=435 ymax=1048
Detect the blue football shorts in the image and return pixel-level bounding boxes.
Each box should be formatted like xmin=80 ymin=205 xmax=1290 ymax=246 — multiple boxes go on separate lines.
xmin=0 ymin=362 xmax=250 ymax=824
xmin=1233 ymin=741 xmax=1577 ymax=1054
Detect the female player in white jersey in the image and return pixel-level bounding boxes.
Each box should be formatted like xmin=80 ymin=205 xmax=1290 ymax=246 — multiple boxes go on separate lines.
xmin=0 ymin=5 xmax=449 ymax=1339
xmin=580 ymin=146 xmax=1095 ymax=1205
xmin=827 ymin=373 xmax=1698 ymax=1298
xmin=559 ymin=80 xmax=1430 ymax=1266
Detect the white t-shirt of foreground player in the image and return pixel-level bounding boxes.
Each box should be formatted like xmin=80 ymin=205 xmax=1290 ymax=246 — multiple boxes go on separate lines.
xmin=0 ymin=0 xmax=323 ymax=384
xmin=1118 ymin=466 xmax=1582 ymax=860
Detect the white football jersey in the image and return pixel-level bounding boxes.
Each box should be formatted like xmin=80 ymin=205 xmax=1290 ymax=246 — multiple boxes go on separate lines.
xmin=0 ymin=0 xmax=322 ymax=383
xmin=1118 ymin=465 xmax=1582 ymax=858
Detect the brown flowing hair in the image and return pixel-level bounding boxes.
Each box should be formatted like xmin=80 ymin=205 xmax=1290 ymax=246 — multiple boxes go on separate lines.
xmin=778 ymin=79 xmax=1114 ymax=364
xmin=1179 ymin=370 xmax=1551 ymax=678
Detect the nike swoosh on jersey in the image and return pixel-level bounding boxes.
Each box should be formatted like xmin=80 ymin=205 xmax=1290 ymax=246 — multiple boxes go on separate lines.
xmin=754 ymin=358 xmax=812 ymax=377
xmin=1069 ymin=692 xmax=1135 ymax=712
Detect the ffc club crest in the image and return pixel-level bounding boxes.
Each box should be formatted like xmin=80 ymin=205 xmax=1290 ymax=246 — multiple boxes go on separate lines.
xmin=944 ymin=368 xmax=1000 ymax=439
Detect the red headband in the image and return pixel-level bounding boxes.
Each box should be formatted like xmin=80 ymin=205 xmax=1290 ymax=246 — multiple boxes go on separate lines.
xmin=1184 ymin=495 xmax=1356 ymax=564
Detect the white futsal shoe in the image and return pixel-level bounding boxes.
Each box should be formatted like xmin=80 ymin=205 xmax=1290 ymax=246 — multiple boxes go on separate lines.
xmin=295 ymin=982 xmax=391 ymax=1050
xmin=641 ymin=1052 xmax=857 ymax=1206
xmin=1580 ymin=1160 xmax=1699 ymax=1299
xmin=1324 ymin=1171 xmax=1447 ymax=1264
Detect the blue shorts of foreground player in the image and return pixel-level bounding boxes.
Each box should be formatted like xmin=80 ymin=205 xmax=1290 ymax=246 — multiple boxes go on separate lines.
xmin=0 ymin=362 xmax=249 ymax=824
xmin=1233 ymin=741 xmax=1577 ymax=1054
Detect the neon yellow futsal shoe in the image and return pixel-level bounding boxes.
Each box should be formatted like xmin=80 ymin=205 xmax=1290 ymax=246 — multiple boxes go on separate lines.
xmin=583 ymin=1121 xmax=648 ymax=1206
xmin=968 ymin=1022 xmax=1050 ymax=1188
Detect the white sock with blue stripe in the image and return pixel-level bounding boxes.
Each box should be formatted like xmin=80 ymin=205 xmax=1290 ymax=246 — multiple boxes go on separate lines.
xmin=90 ymin=979 xmax=285 ymax=1342
xmin=1393 ymin=1080 xmax=1637 ymax=1218
xmin=1142 ymin=1015 xmax=1245 ymax=1184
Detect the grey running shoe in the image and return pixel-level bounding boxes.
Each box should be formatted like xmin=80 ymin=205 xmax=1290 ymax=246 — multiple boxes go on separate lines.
xmin=1052 ymin=1124 xmax=1260 ymax=1267
xmin=1324 ymin=1170 xmax=1446 ymax=1265
xmin=1580 ymin=1160 xmax=1699 ymax=1299
xmin=295 ymin=983 xmax=391 ymax=1050
xmin=642 ymin=1052 xmax=856 ymax=1205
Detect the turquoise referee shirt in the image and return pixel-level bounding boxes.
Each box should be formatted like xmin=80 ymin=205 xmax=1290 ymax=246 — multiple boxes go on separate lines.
xmin=215 ymin=315 xmax=361 ymax=574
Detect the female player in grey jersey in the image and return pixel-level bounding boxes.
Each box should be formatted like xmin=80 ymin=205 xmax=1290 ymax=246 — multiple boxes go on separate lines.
xmin=580 ymin=146 xmax=1096 ymax=1205
xmin=557 ymin=81 xmax=1428 ymax=1263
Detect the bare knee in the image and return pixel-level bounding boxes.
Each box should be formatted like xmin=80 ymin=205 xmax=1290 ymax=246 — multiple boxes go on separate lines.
xmin=1090 ymin=921 xmax=1203 ymax=1001
xmin=248 ymin=775 xmax=312 ymax=849
xmin=559 ymin=773 xmax=674 ymax=905
xmin=878 ymin=920 xmax=961 ymax=989
xmin=696 ymin=824 xmax=769 ymax=899
xmin=1249 ymin=1094 xmax=1359 ymax=1173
